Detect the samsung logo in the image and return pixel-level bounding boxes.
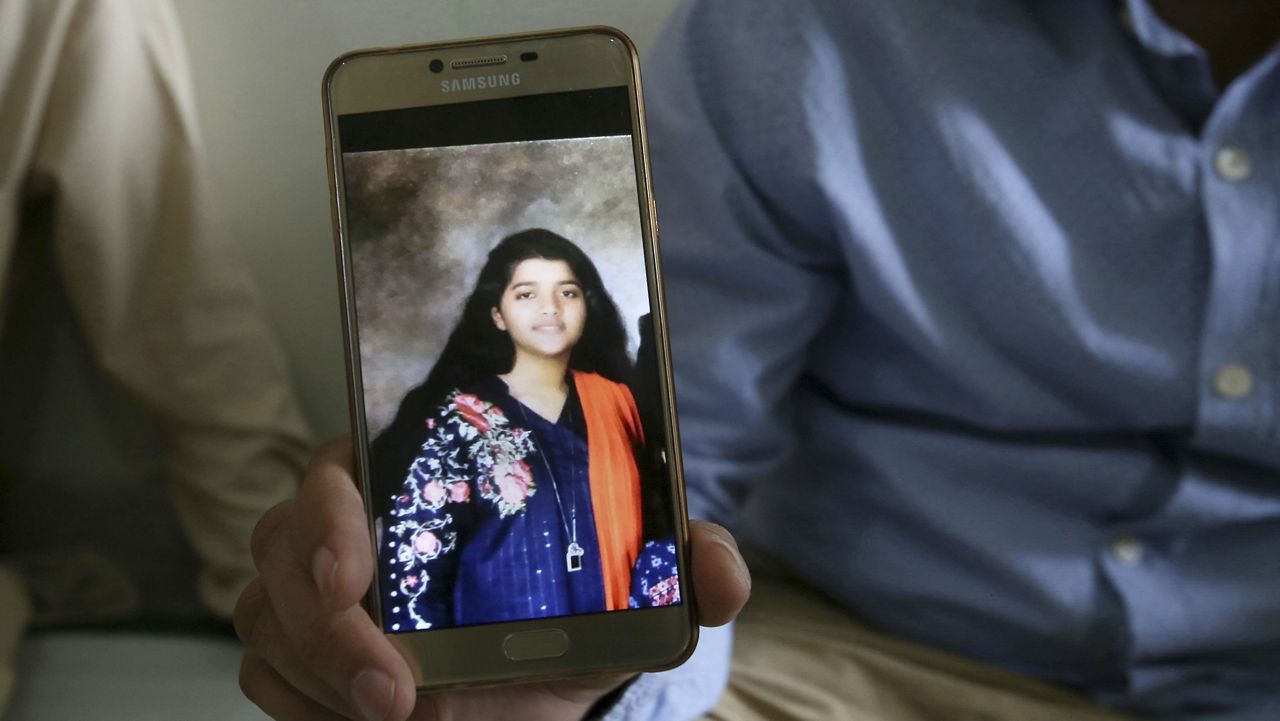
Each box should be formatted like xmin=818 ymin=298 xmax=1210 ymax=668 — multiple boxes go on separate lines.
xmin=441 ymin=73 xmax=522 ymax=93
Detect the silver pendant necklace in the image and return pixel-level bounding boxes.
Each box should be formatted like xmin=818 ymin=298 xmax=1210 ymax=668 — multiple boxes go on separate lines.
xmin=515 ymin=395 xmax=585 ymax=573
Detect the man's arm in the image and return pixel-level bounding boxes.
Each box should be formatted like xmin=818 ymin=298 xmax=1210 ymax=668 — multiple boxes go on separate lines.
xmin=28 ymin=0 xmax=311 ymax=617
xmin=599 ymin=0 xmax=848 ymax=717
xmin=649 ymin=0 xmax=847 ymax=531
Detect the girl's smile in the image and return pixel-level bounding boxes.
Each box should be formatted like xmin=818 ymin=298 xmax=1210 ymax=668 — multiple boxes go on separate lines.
xmin=491 ymin=257 xmax=586 ymax=362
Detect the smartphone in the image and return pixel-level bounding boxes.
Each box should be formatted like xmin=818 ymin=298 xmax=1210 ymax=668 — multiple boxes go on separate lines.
xmin=322 ymin=27 xmax=696 ymax=690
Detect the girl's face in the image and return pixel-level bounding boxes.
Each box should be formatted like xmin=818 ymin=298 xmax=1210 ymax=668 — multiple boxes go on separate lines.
xmin=490 ymin=257 xmax=587 ymax=363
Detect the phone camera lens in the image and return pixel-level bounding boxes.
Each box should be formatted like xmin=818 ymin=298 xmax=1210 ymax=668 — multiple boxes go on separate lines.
xmin=520 ymin=52 xmax=538 ymax=62
xmin=429 ymin=59 xmax=444 ymax=73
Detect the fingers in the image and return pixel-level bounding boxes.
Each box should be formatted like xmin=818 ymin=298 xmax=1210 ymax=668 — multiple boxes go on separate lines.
xmin=239 ymin=434 xmax=417 ymax=721
xmin=688 ymin=520 xmax=751 ymax=627
xmin=251 ymin=499 xmax=294 ymax=569
xmin=288 ymin=436 xmax=375 ymax=611
xmin=240 ymin=652 xmax=350 ymax=721
xmin=237 ymin=435 xmax=748 ymax=721
xmin=536 ymin=671 xmax=635 ymax=709
xmin=233 ymin=577 xmax=354 ymax=714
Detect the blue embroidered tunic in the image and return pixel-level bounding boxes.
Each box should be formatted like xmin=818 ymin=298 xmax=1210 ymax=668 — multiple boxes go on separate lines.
xmin=379 ymin=376 xmax=605 ymax=631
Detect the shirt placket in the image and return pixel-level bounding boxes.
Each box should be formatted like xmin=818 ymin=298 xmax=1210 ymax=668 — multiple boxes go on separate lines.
xmin=1101 ymin=5 xmax=1280 ymax=694
xmin=1109 ymin=52 xmax=1280 ymax=690
xmin=1191 ymin=52 xmax=1280 ymax=468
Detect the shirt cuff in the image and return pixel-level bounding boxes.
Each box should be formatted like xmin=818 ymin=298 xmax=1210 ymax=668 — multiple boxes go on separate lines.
xmin=597 ymin=623 xmax=734 ymax=721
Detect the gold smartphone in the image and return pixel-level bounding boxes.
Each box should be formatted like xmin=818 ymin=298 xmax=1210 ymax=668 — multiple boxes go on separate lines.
xmin=323 ymin=27 xmax=696 ymax=690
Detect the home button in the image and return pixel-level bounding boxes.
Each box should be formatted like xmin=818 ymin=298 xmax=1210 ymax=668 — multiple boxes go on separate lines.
xmin=502 ymin=629 xmax=570 ymax=661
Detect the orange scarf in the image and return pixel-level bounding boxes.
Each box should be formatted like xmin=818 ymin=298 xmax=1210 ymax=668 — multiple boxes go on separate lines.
xmin=573 ymin=370 xmax=644 ymax=611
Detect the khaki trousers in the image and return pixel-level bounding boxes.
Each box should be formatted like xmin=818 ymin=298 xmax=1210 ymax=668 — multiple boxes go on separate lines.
xmin=705 ymin=554 xmax=1135 ymax=721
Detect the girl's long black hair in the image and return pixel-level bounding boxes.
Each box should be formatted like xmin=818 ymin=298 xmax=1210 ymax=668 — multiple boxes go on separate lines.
xmin=369 ymin=228 xmax=633 ymax=503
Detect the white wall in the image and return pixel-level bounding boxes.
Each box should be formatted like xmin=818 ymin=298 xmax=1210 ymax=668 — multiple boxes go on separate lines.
xmin=170 ymin=1 xmax=682 ymax=437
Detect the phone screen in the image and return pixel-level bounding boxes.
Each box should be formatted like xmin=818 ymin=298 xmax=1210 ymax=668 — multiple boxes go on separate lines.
xmin=336 ymin=86 xmax=683 ymax=634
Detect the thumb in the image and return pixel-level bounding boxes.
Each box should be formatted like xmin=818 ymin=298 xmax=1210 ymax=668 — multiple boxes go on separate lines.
xmin=687 ymin=520 xmax=750 ymax=627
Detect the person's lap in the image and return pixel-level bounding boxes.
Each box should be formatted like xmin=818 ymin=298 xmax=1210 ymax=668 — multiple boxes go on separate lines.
xmin=704 ymin=551 xmax=1134 ymax=721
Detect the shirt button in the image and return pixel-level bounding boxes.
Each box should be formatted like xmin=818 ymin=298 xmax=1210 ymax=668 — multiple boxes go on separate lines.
xmin=1110 ymin=536 xmax=1145 ymax=566
xmin=1214 ymin=364 xmax=1254 ymax=399
xmin=1214 ymin=146 xmax=1252 ymax=182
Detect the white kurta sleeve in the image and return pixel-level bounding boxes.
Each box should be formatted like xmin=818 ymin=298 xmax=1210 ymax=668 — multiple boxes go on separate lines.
xmin=20 ymin=0 xmax=312 ymax=617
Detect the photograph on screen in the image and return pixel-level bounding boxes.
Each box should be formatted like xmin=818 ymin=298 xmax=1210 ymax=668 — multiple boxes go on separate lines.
xmin=341 ymin=132 xmax=681 ymax=633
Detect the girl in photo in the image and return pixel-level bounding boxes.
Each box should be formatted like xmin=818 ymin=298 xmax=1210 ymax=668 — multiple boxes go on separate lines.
xmin=372 ymin=229 xmax=670 ymax=630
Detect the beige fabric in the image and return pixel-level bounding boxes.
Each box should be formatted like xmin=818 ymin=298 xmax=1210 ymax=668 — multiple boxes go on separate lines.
xmin=0 ymin=0 xmax=311 ymax=619
xmin=705 ymin=553 xmax=1138 ymax=721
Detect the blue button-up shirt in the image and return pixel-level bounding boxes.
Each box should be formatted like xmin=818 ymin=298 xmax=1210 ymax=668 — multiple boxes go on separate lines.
xmin=606 ymin=1 xmax=1280 ymax=719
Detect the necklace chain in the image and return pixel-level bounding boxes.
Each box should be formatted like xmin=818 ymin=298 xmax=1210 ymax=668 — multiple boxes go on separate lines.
xmin=514 ymin=396 xmax=582 ymax=559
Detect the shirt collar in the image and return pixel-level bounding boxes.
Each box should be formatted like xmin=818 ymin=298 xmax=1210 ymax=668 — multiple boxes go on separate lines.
xmin=1118 ymin=0 xmax=1220 ymax=124
xmin=1118 ymin=0 xmax=1280 ymax=127
xmin=1120 ymin=0 xmax=1207 ymax=62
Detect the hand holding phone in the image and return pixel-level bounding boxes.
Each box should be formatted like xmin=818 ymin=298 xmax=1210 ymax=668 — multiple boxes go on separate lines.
xmin=233 ymin=437 xmax=749 ymax=721
xmin=236 ymin=27 xmax=751 ymax=718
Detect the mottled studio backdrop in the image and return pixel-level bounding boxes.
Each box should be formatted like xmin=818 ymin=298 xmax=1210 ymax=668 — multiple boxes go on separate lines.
xmin=344 ymin=136 xmax=648 ymax=436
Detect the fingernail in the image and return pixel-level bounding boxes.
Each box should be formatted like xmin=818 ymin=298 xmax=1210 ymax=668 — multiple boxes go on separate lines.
xmin=710 ymin=532 xmax=751 ymax=592
xmin=313 ymin=546 xmax=338 ymax=599
xmin=351 ymin=668 xmax=395 ymax=721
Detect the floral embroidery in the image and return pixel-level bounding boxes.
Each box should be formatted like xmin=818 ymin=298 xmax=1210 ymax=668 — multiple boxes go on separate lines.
xmin=448 ymin=481 xmax=470 ymax=503
xmin=628 ymin=539 xmax=682 ymax=609
xmin=412 ymin=528 xmax=442 ymax=558
xmin=454 ymin=392 xmax=494 ymax=433
xmin=420 ymin=480 xmax=447 ymax=509
xmin=445 ymin=392 xmax=537 ymax=517
xmin=488 ymin=460 xmax=534 ymax=516
xmin=384 ymin=388 xmax=537 ymax=630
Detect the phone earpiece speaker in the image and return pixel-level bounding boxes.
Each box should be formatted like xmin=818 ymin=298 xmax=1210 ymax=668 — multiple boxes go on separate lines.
xmin=450 ymin=55 xmax=508 ymax=70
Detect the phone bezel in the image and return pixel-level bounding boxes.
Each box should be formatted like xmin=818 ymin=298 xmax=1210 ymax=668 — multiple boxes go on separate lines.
xmin=321 ymin=27 xmax=697 ymax=691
